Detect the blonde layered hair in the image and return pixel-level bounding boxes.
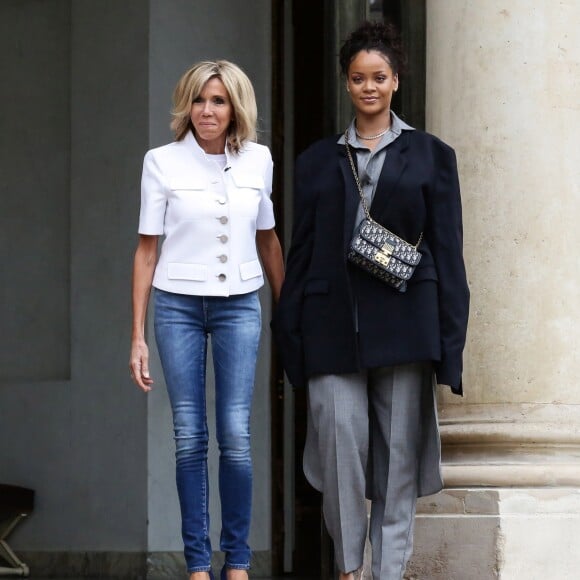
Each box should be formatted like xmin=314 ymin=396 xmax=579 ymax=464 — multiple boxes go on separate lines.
xmin=171 ymin=60 xmax=257 ymax=153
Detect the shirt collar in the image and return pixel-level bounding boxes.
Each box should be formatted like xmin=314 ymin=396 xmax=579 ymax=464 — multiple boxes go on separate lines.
xmin=337 ymin=111 xmax=414 ymax=146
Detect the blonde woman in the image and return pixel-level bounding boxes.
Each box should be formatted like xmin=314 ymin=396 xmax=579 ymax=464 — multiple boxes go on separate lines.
xmin=130 ymin=61 xmax=284 ymax=580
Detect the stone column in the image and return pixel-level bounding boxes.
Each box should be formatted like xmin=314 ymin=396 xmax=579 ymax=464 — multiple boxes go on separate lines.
xmin=408 ymin=2 xmax=580 ymax=578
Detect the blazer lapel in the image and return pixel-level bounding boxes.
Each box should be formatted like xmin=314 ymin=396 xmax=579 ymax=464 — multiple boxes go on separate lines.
xmin=369 ymin=132 xmax=409 ymax=221
xmin=339 ymin=143 xmax=361 ymax=253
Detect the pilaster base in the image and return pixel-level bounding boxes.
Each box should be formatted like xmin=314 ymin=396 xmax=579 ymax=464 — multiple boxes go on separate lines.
xmin=405 ymin=488 xmax=580 ymax=580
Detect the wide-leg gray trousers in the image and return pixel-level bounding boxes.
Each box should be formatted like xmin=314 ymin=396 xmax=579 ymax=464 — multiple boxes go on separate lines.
xmin=303 ymin=363 xmax=442 ymax=580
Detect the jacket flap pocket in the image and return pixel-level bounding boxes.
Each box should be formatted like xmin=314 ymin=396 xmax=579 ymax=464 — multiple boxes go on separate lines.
xmin=169 ymin=178 xmax=206 ymax=190
xmin=168 ymin=262 xmax=207 ymax=281
xmin=231 ymin=172 xmax=264 ymax=189
xmin=304 ymin=279 xmax=329 ymax=296
xmin=239 ymin=259 xmax=263 ymax=280
xmin=410 ymin=265 xmax=438 ymax=283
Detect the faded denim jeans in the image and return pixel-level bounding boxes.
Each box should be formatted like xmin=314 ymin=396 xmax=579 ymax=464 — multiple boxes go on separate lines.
xmin=154 ymin=289 xmax=261 ymax=573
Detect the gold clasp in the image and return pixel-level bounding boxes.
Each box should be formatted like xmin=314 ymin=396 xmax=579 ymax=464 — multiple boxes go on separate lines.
xmin=375 ymin=243 xmax=394 ymax=267
xmin=381 ymin=242 xmax=394 ymax=256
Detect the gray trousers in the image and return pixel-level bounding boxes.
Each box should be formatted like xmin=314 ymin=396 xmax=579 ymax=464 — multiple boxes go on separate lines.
xmin=303 ymin=363 xmax=441 ymax=580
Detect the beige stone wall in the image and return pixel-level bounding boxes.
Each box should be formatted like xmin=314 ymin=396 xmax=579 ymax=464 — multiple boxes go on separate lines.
xmin=426 ymin=0 xmax=580 ymax=408
xmin=423 ymin=0 xmax=580 ymax=494
xmin=411 ymin=2 xmax=580 ymax=577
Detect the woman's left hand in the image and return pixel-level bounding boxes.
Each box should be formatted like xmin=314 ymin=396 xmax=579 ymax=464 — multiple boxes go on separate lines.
xmin=256 ymin=228 xmax=285 ymax=302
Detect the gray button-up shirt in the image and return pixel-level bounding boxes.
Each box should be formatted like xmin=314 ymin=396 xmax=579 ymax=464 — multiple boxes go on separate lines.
xmin=338 ymin=111 xmax=414 ymax=232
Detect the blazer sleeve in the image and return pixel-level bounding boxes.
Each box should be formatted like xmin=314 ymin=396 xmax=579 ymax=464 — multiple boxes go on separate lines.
xmin=425 ymin=140 xmax=470 ymax=394
xmin=272 ymin=155 xmax=316 ymax=388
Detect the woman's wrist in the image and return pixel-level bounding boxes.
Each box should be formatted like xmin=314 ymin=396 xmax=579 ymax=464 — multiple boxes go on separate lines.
xmin=131 ymin=330 xmax=146 ymax=342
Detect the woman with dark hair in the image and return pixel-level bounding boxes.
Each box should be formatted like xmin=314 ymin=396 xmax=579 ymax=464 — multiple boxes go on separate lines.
xmin=130 ymin=60 xmax=284 ymax=580
xmin=274 ymin=21 xmax=469 ymax=579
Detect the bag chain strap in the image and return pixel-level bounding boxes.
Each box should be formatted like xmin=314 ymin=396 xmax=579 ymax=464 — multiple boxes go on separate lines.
xmin=344 ymin=129 xmax=423 ymax=249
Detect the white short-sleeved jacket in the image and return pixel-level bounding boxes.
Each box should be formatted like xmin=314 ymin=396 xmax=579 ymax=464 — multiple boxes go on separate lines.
xmin=139 ymin=131 xmax=275 ymax=297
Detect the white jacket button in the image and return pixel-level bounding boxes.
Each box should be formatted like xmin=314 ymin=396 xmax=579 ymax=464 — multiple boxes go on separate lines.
xmin=218 ymin=216 xmax=228 ymax=224
xmin=218 ymin=234 xmax=228 ymax=243
xmin=218 ymin=273 xmax=227 ymax=282
xmin=218 ymin=255 xmax=228 ymax=263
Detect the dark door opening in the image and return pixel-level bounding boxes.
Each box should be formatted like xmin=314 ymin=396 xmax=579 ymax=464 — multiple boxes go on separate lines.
xmin=271 ymin=0 xmax=333 ymax=576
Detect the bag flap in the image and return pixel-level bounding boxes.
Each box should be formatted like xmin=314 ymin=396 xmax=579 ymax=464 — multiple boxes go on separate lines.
xmin=355 ymin=219 xmax=422 ymax=266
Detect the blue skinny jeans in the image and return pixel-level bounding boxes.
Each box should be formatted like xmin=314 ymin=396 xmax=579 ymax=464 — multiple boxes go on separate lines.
xmin=154 ymin=289 xmax=261 ymax=573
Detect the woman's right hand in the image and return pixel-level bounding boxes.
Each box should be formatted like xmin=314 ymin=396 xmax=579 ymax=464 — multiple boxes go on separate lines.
xmin=130 ymin=234 xmax=159 ymax=393
xmin=130 ymin=337 xmax=154 ymax=392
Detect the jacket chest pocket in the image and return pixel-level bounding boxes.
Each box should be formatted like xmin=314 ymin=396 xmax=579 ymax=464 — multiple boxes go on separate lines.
xmin=167 ymin=178 xmax=214 ymax=219
xmin=229 ymin=172 xmax=264 ymax=216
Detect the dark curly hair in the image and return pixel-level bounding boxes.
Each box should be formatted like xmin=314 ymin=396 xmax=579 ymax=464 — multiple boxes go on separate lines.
xmin=339 ymin=21 xmax=407 ymax=78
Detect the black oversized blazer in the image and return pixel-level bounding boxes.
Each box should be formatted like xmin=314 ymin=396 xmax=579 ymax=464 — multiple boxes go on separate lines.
xmin=273 ymin=129 xmax=469 ymax=394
